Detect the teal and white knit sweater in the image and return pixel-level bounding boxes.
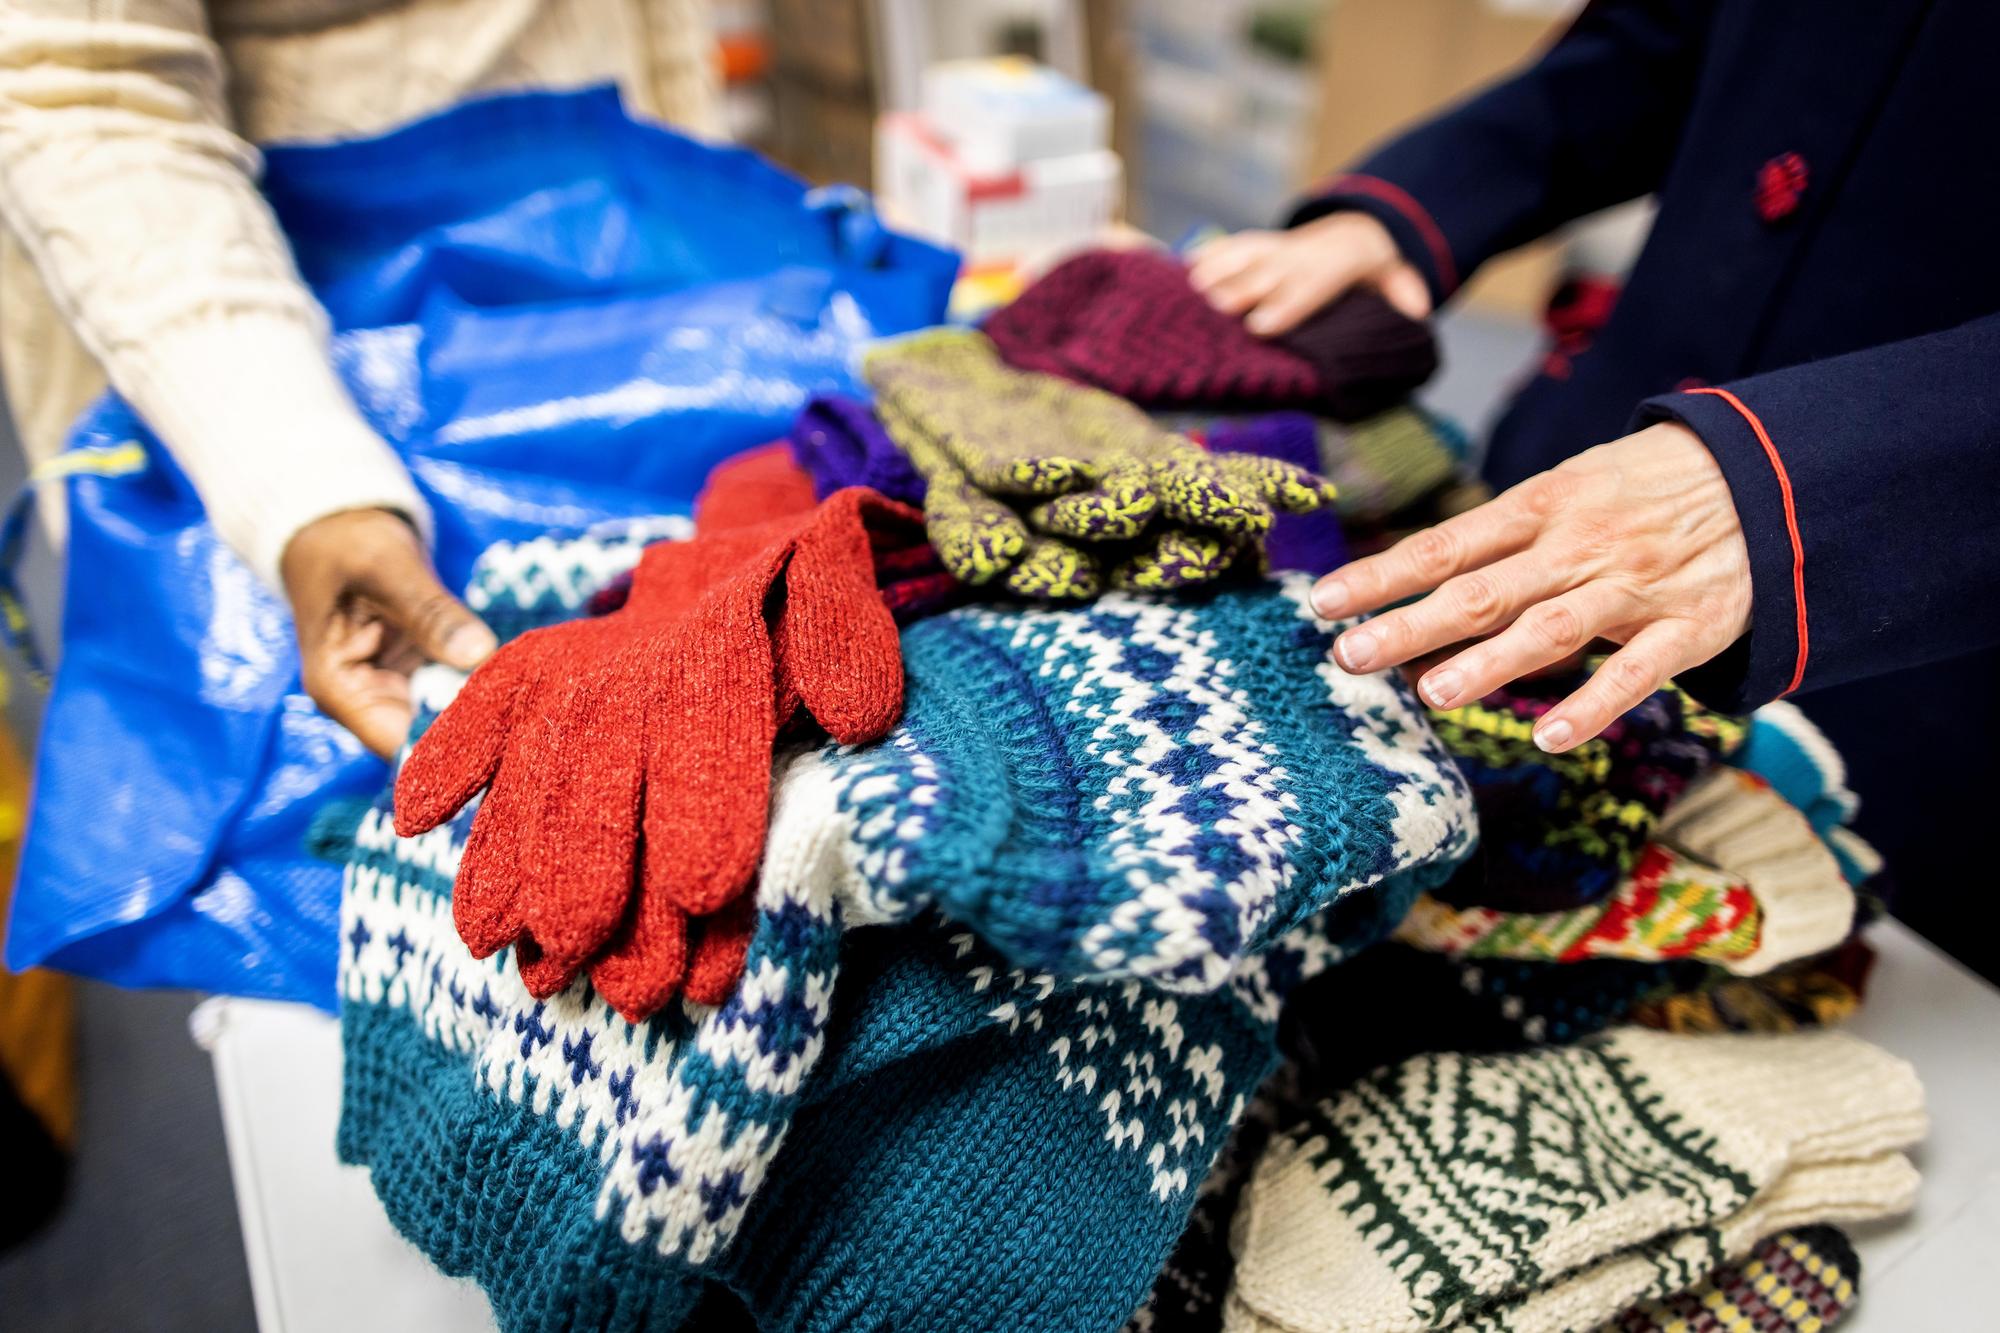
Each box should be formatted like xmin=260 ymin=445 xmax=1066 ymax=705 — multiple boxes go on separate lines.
xmin=336 ymin=535 xmax=1478 ymax=1332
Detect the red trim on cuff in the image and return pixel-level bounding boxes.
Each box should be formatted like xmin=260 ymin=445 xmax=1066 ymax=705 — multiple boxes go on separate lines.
xmin=1314 ymin=172 xmax=1460 ymax=295
xmin=1683 ymin=386 xmax=1810 ymax=695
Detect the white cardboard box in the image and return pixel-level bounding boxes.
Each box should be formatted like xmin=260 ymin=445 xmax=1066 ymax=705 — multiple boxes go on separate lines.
xmin=876 ymin=110 xmax=1120 ymax=266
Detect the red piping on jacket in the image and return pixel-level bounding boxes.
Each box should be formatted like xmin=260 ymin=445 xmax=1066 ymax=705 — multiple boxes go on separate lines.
xmin=1312 ymin=172 xmax=1460 ymax=296
xmin=1683 ymin=387 xmax=1810 ymax=695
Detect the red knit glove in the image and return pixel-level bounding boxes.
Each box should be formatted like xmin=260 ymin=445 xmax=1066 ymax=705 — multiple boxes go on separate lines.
xmin=394 ymin=487 xmax=919 ymax=1021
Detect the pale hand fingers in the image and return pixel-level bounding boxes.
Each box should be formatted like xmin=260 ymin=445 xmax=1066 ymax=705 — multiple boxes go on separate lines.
xmin=1242 ymin=261 xmax=1351 ymax=336
xmin=1197 ymin=248 xmax=1294 ymax=317
xmin=1188 ymin=233 xmax=1278 ymax=292
xmin=1376 ymin=264 xmax=1435 ymax=321
xmin=1333 ymin=550 xmax=1574 ymax=676
xmin=1415 ymin=582 xmax=1636 ymax=711
xmin=1314 ymin=498 xmax=1539 ymax=627
xmin=1528 ymin=623 xmax=1690 ymax=753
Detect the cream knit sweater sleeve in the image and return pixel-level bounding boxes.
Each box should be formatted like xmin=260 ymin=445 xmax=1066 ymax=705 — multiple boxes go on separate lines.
xmin=0 ymin=1 xmax=431 ymax=587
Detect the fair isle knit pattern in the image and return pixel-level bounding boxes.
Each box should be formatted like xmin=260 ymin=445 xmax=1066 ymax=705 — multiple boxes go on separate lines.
xmin=1224 ymin=1030 xmax=1923 ymax=1333
xmin=820 ymin=573 xmax=1478 ymax=991
xmin=1431 ymin=679 xmax=1744 ymax=913
xmin=1395 ymin=845 xmax=1759 ymax=966
xmin=1396 ymin=768 xmax=1854 ymax=975
xmin=1608 ymin=1227 xmax=1860 ymax=1333
xmin=339 ymin=542 xmax=1478 ymax=1333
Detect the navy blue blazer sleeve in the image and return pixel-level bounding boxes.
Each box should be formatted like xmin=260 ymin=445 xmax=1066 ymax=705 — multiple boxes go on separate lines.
xmin=1634 ymin=312 xmax=2000 ymax=712
xmin=1287 ymin=0 xmax=1715 ymax=304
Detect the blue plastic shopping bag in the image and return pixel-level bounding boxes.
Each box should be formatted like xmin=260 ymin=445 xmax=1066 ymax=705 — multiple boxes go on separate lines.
xmin=4 ymin=87 xmax=956 ymax=1006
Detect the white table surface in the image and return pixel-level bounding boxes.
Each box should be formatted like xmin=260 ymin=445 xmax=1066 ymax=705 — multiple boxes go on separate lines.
xmin=194 ymin=919 xmax=2000 ymax=1333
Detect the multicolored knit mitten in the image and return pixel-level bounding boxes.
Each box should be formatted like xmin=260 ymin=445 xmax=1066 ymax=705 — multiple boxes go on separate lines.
xmin=1634 ymin=934 xmax=1878 ymax=1036
xmin=1607 ymin=1227 xmax=1861 ymax=1333
xmin=1397 ymin=766 xmax=1855 ymax=972
xmin=864 ymin=330 xmax=1336 ymax=596
xmin=983 ymin=247 xmax=1438 ymax=420
xmin=393 ymin=486 xmax=919 ymax=1021
xmin=1228 ymin=1029 xmax=1923 ymax=1333
xmin=1430 ymin=676 xmax=1746 ymax=912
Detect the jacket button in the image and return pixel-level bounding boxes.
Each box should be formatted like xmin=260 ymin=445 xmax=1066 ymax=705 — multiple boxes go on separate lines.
xmin=1755 ymin=152 xmax=1809 ymax=224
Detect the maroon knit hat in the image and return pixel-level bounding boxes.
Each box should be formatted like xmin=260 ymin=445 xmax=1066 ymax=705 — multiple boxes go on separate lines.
xmin=983 ymin=248 xmax=1439 ymax=421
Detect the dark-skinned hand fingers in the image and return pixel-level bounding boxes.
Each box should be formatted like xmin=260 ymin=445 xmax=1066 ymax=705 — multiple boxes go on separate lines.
xmin=1417 ymin=582 xmax=1638 ymax=710
xmin=1529 ymin=624 xmax=1685 ymax=753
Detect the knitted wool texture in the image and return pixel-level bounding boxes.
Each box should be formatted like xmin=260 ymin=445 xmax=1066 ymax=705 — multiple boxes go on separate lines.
xmin=1429 ymin=678 xmax=1745 ymax=913
xmin=983 ymin=248 xmax=1439 ymax=421
xmin=864 ymin=330 xmax=1338 ymax=597
xmin=1224 ymin=1028 xmax=1924 ymax=1333
xmin=1190 ymin=412 xmax=1350 ymax=579
xmin=822 ymin=573 xmax=1478 ymax=991
xmin=587 ymin=446 xmax=960 ymax=626
xmin=1205 ymin=407 xmax=1467 ymax=531
xmin=1608 ymin=1227 xmax=1860 ymax=1333
xmin=1128 ymin=942 xmax=1877 ymax=1333
xmin=1397 ymin=767 xmax=1855 ymax=973
xmin=786 ymin=393 xmax=928 ymax=504
xmin=1633 ymin=935 xmax=1877 ymax=1037
xmin=393 ymin=486 xmax=918 ymax=1021
xmin=1727 ymin=703 xmax=1882 ymax=887
xmin=339 ymin=542 xmax=1481 ymax=1333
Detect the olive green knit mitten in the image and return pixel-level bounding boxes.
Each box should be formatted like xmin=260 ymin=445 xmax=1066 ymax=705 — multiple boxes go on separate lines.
xmin=865 ymin=330 xmax=1336 ymax=577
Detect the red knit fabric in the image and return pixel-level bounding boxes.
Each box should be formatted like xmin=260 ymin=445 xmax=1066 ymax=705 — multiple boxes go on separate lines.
xmin=395 ymin=483 xmax=920 ymax=1021
xmin=983 ymin=248 xmax=1439 ymax=420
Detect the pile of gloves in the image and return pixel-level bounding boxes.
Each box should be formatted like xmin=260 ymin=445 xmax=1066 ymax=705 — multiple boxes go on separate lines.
xmin=329 ymin=246 xmax=1918 ymax=1333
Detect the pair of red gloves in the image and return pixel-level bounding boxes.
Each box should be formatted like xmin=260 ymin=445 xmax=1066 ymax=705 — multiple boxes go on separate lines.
xmin=394 ymin=449 xmax=939 ymax=1022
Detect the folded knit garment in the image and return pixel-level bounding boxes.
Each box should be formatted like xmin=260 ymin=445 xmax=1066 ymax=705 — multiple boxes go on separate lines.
xmin=1728 ymin=702 xmax=1882 ymax=887
xmin=1632 ymin=935 xmax=1878 ymax=1037
xmin=340 ymin=540 xmax=1478 ymax=1333
xmin=1429 ymin=678 xmax=1745 ymax=913
xmin=1131 ymin=941 xmax=1877 ymax=1333
xmin=816 ymin=572 xmax=1478 ymax=991
xmin=1606 ymin=1226 xmax=1860 ymax=1333
xmin=1396 ymin=767 xmax=1855 ymax=973
xmin=1224 ymin=1028 xmax=1924 ymax=1333
xmin=983 ymin=247 xmax=1439 ymax=420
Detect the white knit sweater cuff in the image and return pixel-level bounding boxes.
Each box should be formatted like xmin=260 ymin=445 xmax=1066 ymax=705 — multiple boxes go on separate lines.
xmin=115 ymin=310 xmax=433 ymax=588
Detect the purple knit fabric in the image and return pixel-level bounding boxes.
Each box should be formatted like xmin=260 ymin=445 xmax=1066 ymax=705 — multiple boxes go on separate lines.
xmin=787 ymin=394 xmax=928 ymax=505
xmin=1206 ymin=414 xmax=1350 ymax=578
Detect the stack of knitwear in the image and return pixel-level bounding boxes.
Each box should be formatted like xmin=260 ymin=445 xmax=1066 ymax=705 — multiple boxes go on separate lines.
xmin=1632 ymin=934 xmax=1878 ymax=1036
xmin=1223 ymin=1028 xmax=1925 ymax=1333
xmin=1128 ymin=937 xmax=1882 ymax=1333
xmin=337 ymin=536 xmax=1482 ymax=1332
xmin=983 ymin=247 xmax=1440 ymax=422
xmin=1396 ymin=766 xmax=1858 ymax=973
xmin=1428 ymin=677 xmax=1746 ymax=913
xmin=864 ymin=330 xmax=1339 ymax=599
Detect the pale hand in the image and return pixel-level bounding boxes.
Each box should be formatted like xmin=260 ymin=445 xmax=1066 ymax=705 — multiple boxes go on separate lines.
xmin=282 ymin=509 xmax=497 ymax=759
xmin=1311 ymin=423 xmax=1754 ymax=752
xmin=1188 ymin=211 xmax=1432 ymax=336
